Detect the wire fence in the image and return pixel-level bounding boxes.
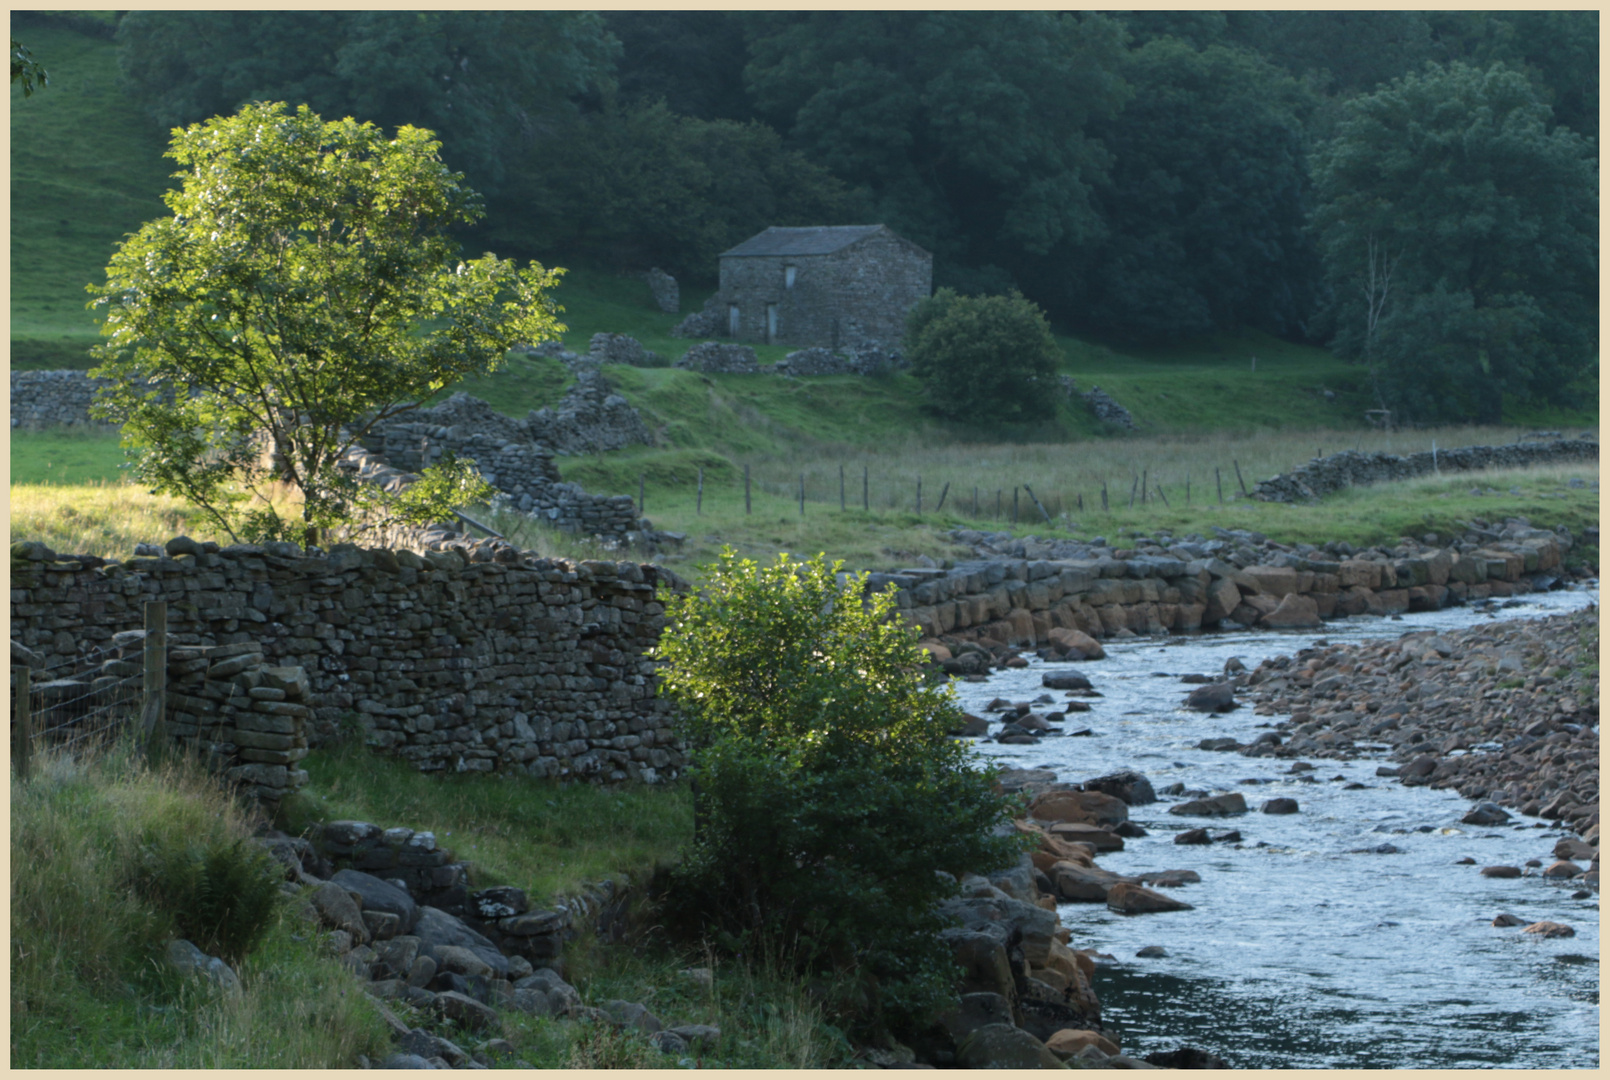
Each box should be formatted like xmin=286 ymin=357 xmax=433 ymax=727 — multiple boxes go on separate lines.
xmin=13 ymin=602 xmax=167 ymax=777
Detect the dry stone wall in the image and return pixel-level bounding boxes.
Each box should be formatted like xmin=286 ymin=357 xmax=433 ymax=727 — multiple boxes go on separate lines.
xmin=1253 ymin=437 xmax=1598 ymax=502
xmin=10 ymin=536 xmax=684 ymax=783
xmin=10 ymin=369 xmax=115 ymax=429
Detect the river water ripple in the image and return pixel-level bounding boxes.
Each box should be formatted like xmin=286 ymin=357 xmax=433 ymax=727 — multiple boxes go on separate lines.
xmin=954 ymin=587 xmax=1599 ymax=1069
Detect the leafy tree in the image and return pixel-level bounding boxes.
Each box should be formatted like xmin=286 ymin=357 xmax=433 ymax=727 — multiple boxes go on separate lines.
xmin=905 ymin=289 xmax=1062 ymax=424
xmin=653 ymin=551 xmax=1020 ymax=1034
xmin=486 ymin=100 xmax=867 ymax=280
xmin=87 ymin=102 xmax=565 ymax=547
xmin=604 ymin=11 xmax=754 ymax=122
xmin=1227 ymin=11 xmax=1435 ymax=98
xmin=1311 ymin=63 xmax=1597 ymax=424
xmin=11 ymin=38 xmax=47 ymax=96
xmin=743 ymin=12 xmax=1129 ymax=296
xmin=1056 ymin=38 xmax=1320 ymax=341
xmin=1427 ymin=11 xmax=1598 ymax=140
xmin=115 ymin=11 xmax=619 ymax=195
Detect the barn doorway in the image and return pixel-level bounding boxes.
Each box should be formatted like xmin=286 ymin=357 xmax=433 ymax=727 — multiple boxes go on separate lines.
xmin=766 ymin=304 xmax=778 ymax=344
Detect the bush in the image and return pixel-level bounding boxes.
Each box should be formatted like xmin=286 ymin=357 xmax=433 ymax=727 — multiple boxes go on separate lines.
xmin=133 ymin=834 xmax=283 ymax=965
xmin=904 ymin=288 xmax=1062 ymax=423
xmin=652 ymin=551 xmax=1021 ymax=1035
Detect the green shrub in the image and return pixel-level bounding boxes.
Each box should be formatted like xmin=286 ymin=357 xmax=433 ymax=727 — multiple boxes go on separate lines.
xmin=133 ymin=833 xmax=283 ymax=965
xmin=651 ymin=550 xmax=1021 ymax=1036
xmin=904 ymin=288 xmax=1062 ymax=423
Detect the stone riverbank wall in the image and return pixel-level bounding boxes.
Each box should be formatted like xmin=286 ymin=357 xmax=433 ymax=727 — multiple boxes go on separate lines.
xmin=10 ymin=537 xmax=683 ymax=783
xmin=876 ymin=531 xmax=1577 ymax=652
xmin=1252 ymin=436 xmax=1598 ymax=503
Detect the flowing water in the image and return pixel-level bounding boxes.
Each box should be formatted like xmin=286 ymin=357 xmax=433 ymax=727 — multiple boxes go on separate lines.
xmin=954 ymin=587 xmax=1600 ymax=1069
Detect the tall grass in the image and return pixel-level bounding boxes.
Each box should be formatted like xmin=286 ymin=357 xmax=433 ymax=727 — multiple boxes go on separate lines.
xmin=10 ymin=736 xmax=392 ymax=1068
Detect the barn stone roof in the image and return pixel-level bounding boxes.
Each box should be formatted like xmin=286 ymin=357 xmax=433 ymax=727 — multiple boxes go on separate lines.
xmin=720 ymin=225 xmax=892 ymax=258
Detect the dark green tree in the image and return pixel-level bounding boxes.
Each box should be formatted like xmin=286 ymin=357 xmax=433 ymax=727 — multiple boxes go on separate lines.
xmin=115 ymin=11 xmax=619 ymax=195
xmin=653 ymin=551 xmax=1021 ymax=1034
xmin=1426 ymin=11 xmax=1598 ymax=139
xmin=1057 ymin=38 xmax=1319 ymax=341
xmin=603 ymin=11 xmax=754 ymax=122
xmin=1311 ymin=63 xmax=1597 ymax=424
xmin=743 ymin=12 xmax=1129 ymax=296
xmin=487 ymin=100 xmax=867 ymax=280
xmin=87 ymin=103 xmax=565 ymax=547
xmin=905 ymin=289 xmax=1062 ymax=424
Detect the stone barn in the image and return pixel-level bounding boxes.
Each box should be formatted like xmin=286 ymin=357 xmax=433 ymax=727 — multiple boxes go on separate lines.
xmin=716 ymin=225 xmax=932 ymax=350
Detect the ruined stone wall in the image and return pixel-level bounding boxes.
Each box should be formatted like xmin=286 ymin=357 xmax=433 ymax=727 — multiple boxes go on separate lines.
xmin=1253 ymin=437 xmax=1599 ymax=502
xmin=10 ymin=538 xmax=683 ymax=783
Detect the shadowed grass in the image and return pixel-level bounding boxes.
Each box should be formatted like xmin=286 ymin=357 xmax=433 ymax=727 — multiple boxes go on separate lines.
xmin=10 ymin=736 xmax=393 ymax=1068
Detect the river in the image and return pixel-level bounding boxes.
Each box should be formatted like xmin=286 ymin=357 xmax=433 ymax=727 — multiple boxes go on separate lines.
xmin=954 ymin=586 xmax=1599 ymax=1069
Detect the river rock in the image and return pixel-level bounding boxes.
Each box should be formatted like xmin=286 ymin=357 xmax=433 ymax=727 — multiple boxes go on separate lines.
xmin=1135 ymin=945 xmax=1168 ymax=958
xmin=1174 ymin=828 xmax=1212 ymax=845
xmin=1029 ymin=789 xmax=1129 ymax=827
xmin=1106 ymin=882 xmax=1193 ymax=914
xmin=1081 ymin=770 xmax=1157 ymax=806
xmin=1168 ymin=792 xmax=1248 ymax=817
xmin=1491 ymin=913 xmax=1524 ymax=927
xmin=1262 ymin=797 xmax=1300 ymax=814
xmin=1045 ymin=1029 xmax=1120 ymax=1059
xmin=1047 ymin=822 xmax=1125 ymax=851
xmin=1052 ymin=862 xmax=1127 ymax=903
xmin=1048 ymin=627 xmax=1106 ymax=659
xmin=940 ymin=929 xmax=1016 ymax=1001
xmin=938 ymin=992 xmax=1015 ymax=1044
xmin=1145 ymin=1047 xmax=1232 ymax=1069
xmin=1461 ymin=803 xmax=1511 ymax=826
xmin=1261 ymin=592 xmax=1322 ymax=629
xmin=1522 ymin=921 xmax=1575 ymax=938
xmin=1185 ymin=682 xmax=1238 ymax=712
xmin=1043 ymin=672 xmax=1093 ymax=691
xmin=956 ymin=1024 xmax=1064 ymax=1070
xmin=1480 ymin=865 xmax=1523 ymax=878
xmin=1542 ymin=860 xmax=1583 ymax=879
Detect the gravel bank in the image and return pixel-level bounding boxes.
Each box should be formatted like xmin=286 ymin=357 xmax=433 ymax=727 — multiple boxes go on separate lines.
xmin=1228 ymin=606 xmax=1599 ymax=843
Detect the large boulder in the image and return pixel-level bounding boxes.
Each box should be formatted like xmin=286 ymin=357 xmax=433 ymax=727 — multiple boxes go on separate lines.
xmin=1167 ymin=792 xmax=1248 ymax=817
xmin=1260 ymin=592 xmax=1321 ymax=629
xmin=1046 ymin=822 xmax=1125 ymax=851
xmin=1028 ymin=789 xmax=1129 ymax=827
xmin=1041 ymin=672 xmax=1093 ymax=691
xmin=1106 ymin=882 xmax=1194 ymax=914
xmin=955 ymin=1024 xmax=1065 ymax=1070
xmin=1080 ymin=770 xmax=1157 ymax=806
xmin=939 ymin=929 xmax=1016 ymax=1001
xmin=310 ymin=880 xmax=370 ymax=944
xmin=1051 ymin=862 xmax=1127 ymax=903
xmin=938 ymin=992 xmax=1015 ymax=1045
xmin=1047 ymin=627 xmax=1105 ymax=659
xmin=1185 ymin=682 xmax=1238 ymax=712
xmin=412 ymin=906 xmax=510 ymax=977
xmin=331 ymin=869 xmax=419 ymax=934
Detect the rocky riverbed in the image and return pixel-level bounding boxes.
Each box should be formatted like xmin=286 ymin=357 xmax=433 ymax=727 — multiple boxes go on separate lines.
xmin=1231 ymin=606 xmax=1599 ymax=846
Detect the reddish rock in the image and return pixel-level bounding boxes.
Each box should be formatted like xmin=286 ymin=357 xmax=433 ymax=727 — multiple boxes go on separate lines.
xmin=1480 ymin=865 xmax=1522 ymax=878
xmin=1261 ymin=593 xmax=1322 ymax=629
xmin=1048 ymin=627 xmax=1106 ymax=660
xmin=1045 ymin=1029 xmax=1120 ymax=1059
xmin=1542 ymin=860 xmax=1583 ymax=879
xmin=1029 ymin=789 xmax=1130 ymax=827
xmin=1522 ymin=921 xmax=1575 ymax=939
xmin=1106 ymin=882 xmax=1194 ymax=915
xmin=1048 ymin=822 xmax=1125 ymax=851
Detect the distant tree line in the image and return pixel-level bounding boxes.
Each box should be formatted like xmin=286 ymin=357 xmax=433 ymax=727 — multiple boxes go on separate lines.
xmin=108 ymin=10 xmax=1598 ymax=424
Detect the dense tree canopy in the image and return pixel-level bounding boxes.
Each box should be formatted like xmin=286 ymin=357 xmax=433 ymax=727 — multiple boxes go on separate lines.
xmin=115 ymin=11 xmax=618 ymax=195
xmin=1311 ymin=63 xmax=1597 ymax=424
xmin=103 ymin=11 xmax=1598 ymax=355
xmin=87 ymin=103 xmax=565 ymax=546
xmin=1057 ymin=38 xmax=1319 ymax=340
xmin=743 ymin=11 xmax=1129 ymax=291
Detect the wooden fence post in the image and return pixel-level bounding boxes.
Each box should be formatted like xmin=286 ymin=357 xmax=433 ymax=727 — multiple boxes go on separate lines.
xmin=935 ymin=481 xmax=950 ymax=513
xmin=916 ymin=476 xmax=922 ymax=514
xmin=1128 ymin=475 xmax=1138 ymax=509
xmin=1012 ymin=487 xmax=1019 ymax=524
xmin=14 ymin=665 xmax=31 ymax=781
xmin=1155 ymin=484 xmax=1170 ymax=508
xmin=1024 ymin=484 xmax=1052 ymax=525
xmin=1216 ymin=467 xmax=1224 ymax=503
xmin=1141 ymin=468 xmax=1148 ymax=504
xmin=1233 ymin=459 xmax=1248 ymax=495
xmin=1100 ymin=482 xmax=1108 ymax=512
xmin=141 ymin=599 xmax=168 ymax=763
